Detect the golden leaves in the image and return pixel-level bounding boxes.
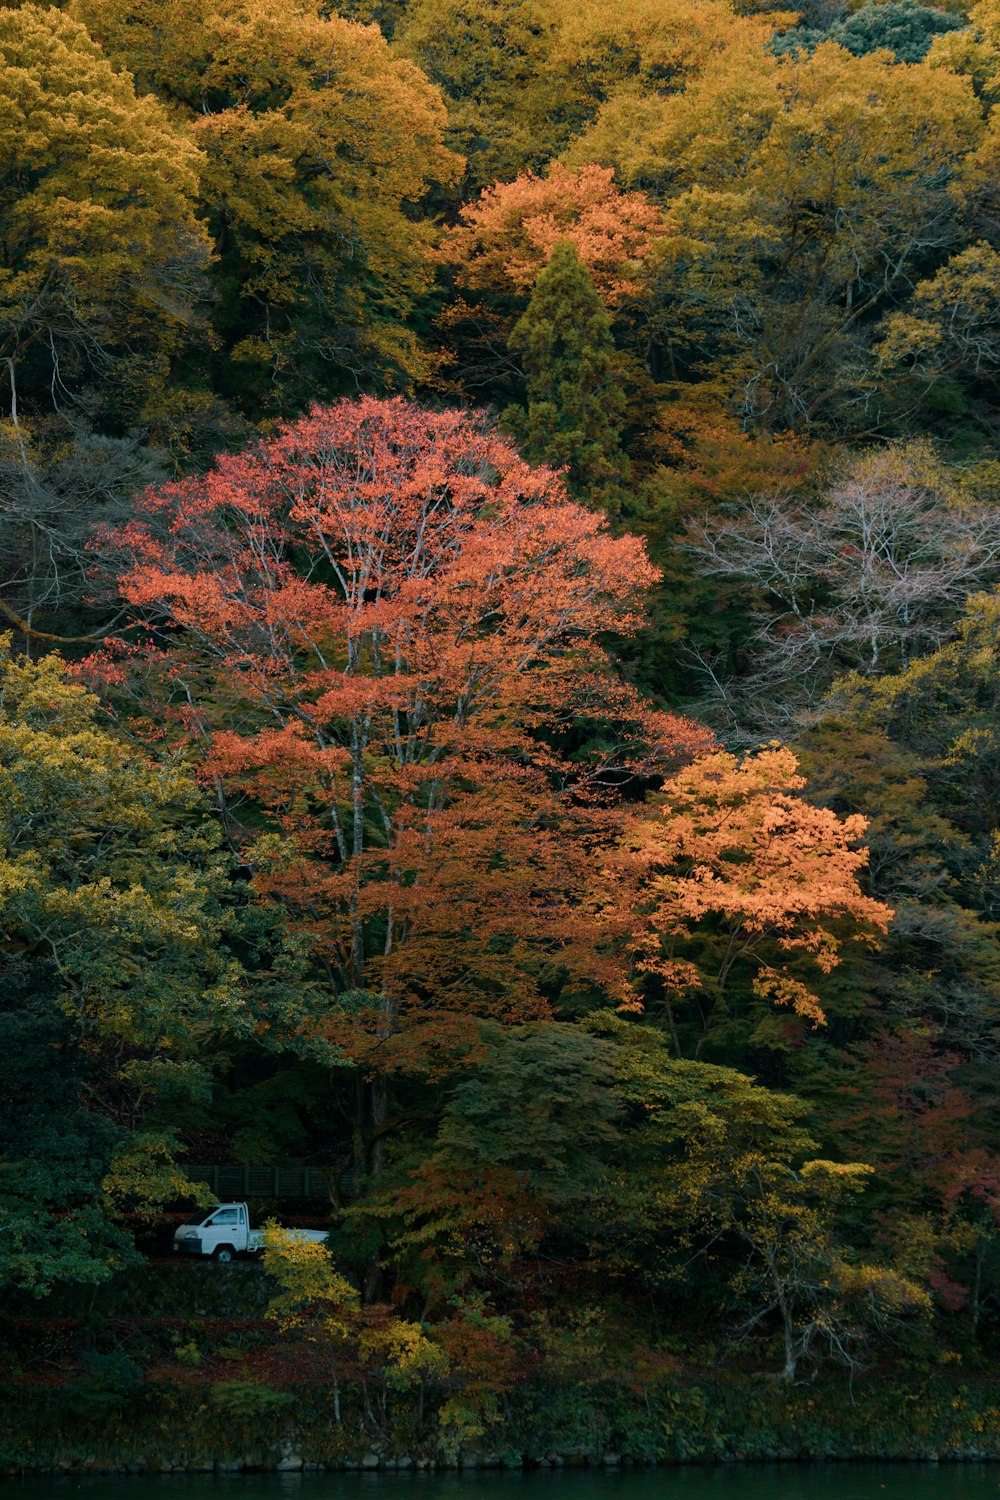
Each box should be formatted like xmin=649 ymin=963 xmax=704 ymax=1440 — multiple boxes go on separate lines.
xmin=617 ymin=744 xmax=892 ymax=1027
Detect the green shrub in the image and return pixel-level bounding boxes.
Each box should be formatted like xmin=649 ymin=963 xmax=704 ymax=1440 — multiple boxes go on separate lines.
xmin=210 ymin=1381 xmax=295 ymax=1421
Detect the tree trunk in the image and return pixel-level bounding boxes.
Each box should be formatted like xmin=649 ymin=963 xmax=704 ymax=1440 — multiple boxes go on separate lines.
xmin=769 ymin=1255 xmax=798 ymax=1382
xmin=971 ymin=1241 xmax=984 ymax=1342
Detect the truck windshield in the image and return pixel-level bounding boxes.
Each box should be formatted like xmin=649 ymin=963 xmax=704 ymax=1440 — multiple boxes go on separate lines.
xmin=181 ymin=1211 xmax=214 ymax=1226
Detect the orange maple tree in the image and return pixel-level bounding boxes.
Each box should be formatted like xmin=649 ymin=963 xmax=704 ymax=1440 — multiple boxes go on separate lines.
xmin=439 ymin=161 xmax=670 ymax=307
xmin=105 ymin=396 xmax=707 ymax=1163
xmin=612 ymin=746 xmax=892 ymax=1054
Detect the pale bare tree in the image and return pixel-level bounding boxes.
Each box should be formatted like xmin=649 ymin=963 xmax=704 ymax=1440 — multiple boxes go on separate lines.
xmin=0 ymin=423 xmax=167 ymax=649
xmin=686 ymin=443 xmax=1000 ymax=737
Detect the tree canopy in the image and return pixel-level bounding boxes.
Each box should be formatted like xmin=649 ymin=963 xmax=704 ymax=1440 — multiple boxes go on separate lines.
xmin=3 ymin=0 xmax=1000 ymax=1415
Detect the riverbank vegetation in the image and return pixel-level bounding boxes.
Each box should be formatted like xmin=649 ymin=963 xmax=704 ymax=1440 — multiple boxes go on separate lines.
xmin=2 ymin=0 xmax=1000 ymax=1465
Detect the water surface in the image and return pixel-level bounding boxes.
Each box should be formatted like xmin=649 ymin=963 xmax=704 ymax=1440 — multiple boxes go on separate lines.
xmin=2 ymin=1465 xmax=996 ymax=1500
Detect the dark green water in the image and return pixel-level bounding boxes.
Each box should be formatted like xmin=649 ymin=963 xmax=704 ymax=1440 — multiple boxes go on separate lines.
xmin=1 ymin=1468 xmax=997 ymax=1499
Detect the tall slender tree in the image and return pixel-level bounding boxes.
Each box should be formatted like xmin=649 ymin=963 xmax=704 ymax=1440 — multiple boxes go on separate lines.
xmin=506 ymin=241 xmax=631 ymax=509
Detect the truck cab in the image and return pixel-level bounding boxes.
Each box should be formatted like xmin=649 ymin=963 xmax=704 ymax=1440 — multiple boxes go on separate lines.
xmin=173 ymin=1203 xmax=255 ymax=1262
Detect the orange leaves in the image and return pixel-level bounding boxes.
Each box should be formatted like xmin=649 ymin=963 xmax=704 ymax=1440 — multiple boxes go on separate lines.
xmin=439 ymin=162 xmax=670 ymax=307
xmin=110 ymin=396 xmax=703 ymax=1067
xmin=617 ymin=744 xmax=893 ymax=1034
xmin=752 ymin=970 xmax=827 ymax=1028
xmin=117 ymin=396 xmax=668 ymax=679
xmin=208 ymin=725 xmax=349 ymax=781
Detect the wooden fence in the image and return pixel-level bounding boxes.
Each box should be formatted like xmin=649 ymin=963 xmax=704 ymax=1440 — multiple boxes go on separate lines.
xmin=182 ymin=1164 xmax=333 ymax=1201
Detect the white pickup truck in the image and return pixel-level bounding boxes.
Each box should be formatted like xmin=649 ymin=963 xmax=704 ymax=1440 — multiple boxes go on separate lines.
xmin=172 ymin=1202 xmax=329 ymax=1263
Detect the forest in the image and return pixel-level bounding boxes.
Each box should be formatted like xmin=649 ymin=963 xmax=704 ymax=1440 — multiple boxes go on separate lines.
xmin=2 ymin=0 xmax=1000 ymax=1466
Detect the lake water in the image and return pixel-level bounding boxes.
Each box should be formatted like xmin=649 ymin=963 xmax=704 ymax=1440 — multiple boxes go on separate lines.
xmin=1 ymin=1466 xmax=997 ymax=1499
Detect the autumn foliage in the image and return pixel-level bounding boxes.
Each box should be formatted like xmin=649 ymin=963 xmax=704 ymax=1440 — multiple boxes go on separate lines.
xmin=614 ymin=746 xmax=893 ymax=1044
xmin=108 ymin=397 xmax=707 ymax=1095
xmin=5 ymin=0 xmax=1000 ymax=1402
xmin=440 ymin=162 xmax=669 ymax=307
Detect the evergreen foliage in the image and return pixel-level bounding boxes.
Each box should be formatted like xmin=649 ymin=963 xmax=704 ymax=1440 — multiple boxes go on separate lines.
xmin=773 ymin=1 xmax=965 ymax=63
xmin=505 ymin=241 xmax=630 ymax=506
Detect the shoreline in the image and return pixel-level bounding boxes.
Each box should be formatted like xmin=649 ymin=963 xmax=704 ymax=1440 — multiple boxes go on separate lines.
xmin=3 ymin=1455 xmax=1000 ymax=1478
xmin=3 ymin=1373 xmax=999 ymax=1476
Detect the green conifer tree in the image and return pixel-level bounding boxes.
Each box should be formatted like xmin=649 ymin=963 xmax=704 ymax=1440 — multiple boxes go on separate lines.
xmin=505 ymin=239 xmax=630 ymax=510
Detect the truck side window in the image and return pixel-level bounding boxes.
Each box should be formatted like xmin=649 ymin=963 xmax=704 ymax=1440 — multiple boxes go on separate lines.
xmin=209 ymin=1208 xmax=239 ymax=1225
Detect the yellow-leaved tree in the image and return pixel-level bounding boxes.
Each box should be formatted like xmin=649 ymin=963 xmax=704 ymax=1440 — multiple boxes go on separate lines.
xmin=264 ymin=1225 xmax=449 ymax=1423
xmin=610 ymin=745 xmax=892 ymax=1057
xmin=71 ymin=0 xmax=461 ymax=410
xmin=396 ymin=0 xmax=779 ymax=190
xmin=0 ymin=4 xmax=209 ymax=433
xmin=928 ymin=0 xmax=1000 ymax=100
xmin=584 ymin=1013 xmax=929 ymax=1384
xmin=0 ymin=640 xmax=244 ymax=1293
xmin=876 ymin=241 xmax=1000 ymax=405
xmin=569 ymin=40 xmax=988 ymax=431
xmin=395 ymin=0 xmax=571 ymax=188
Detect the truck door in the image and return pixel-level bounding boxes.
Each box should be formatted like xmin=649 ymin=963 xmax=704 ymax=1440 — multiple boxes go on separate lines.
xmin=204 ymin=1206 xmax=241 ymax=1261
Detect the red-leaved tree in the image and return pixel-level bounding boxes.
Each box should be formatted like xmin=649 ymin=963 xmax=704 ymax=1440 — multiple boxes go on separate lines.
xmin=104 ymin=397 xmax=708 ymax=1174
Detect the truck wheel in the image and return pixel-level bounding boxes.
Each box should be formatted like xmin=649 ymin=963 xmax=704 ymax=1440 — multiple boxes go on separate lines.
xmin=213 ymin=1245 xmax=236 ymax=1264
